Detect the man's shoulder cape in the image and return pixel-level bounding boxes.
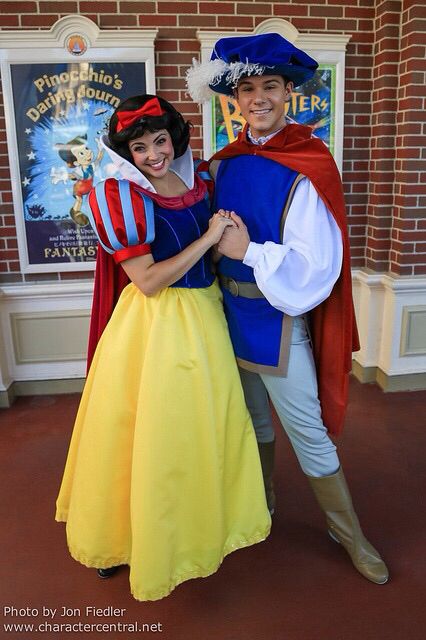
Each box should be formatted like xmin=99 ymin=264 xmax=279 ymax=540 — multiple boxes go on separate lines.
xmin=211 ymin=124 xmax=360 ymax=436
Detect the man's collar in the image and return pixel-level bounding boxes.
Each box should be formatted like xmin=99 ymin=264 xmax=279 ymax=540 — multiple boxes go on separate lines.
xmin=247 ymin=126 xmax=286 ymax=146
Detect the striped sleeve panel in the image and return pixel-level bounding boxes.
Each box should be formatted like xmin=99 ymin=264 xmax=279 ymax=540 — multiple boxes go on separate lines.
xmin=88 ymin=178 xmax=155 ymax=264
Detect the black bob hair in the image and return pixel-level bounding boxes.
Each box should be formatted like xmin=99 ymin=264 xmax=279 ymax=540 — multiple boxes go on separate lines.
xmin=108 ymin=94 xmax=192 ymax=163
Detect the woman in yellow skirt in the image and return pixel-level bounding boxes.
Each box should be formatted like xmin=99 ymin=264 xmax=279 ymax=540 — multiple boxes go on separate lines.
xmin=55 ymin=95 xmax=271 ymax=602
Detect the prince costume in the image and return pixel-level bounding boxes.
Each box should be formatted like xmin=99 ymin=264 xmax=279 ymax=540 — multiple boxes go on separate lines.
xmin=187 ymin=33 xmax=389 ymax=584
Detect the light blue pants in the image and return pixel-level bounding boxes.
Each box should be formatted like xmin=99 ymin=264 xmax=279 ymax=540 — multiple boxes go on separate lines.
xmin=238 ymin=316 xmax=340 ymax=478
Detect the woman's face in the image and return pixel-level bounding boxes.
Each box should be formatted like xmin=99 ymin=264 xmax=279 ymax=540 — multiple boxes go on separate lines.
xmin=128 ymin=129 xmax=174 ymax=180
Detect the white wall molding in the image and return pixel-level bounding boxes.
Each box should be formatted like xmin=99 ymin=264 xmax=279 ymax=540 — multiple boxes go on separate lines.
xmin=195 ymin=24 xmax=351 ymax=52
xmin=11 ymin=309 xmax=91 ymax=364
xmin=352 ymin=269 xmax=426 ymax=382
xmin=0 ymin=281 xmax=94 ymax=385
xmin=2 ymin=272 xmax=425 ymax=399
xmin=2 ymin=282 xmax=94 ymax=301
xmin=400 ymin=306 xmax=426 ymax=357
xmin=0 ymin=15 xmax=158 ymax=50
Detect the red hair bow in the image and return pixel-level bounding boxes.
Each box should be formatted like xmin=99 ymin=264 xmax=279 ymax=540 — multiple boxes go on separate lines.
xmin=116 ymin=97 xmax=165 ymax=132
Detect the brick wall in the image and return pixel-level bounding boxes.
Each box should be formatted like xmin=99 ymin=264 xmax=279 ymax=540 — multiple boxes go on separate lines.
xmin=0 ymin=0 xmax=425 ymax=283
xmin=365 ymin=0 xmax=400 ymax=273
xmin=391 ymin=0 xmax=426 ymax=276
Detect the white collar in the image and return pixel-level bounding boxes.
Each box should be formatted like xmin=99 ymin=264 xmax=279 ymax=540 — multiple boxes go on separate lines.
xmin=100 ymin=134 xmax=194 ymax=193
xmin=247 ymin=126 xmax=286 ymax=146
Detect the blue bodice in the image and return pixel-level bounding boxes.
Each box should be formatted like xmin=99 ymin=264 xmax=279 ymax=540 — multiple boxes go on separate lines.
xmin=150 ymin=198 xmax=215 ymax=289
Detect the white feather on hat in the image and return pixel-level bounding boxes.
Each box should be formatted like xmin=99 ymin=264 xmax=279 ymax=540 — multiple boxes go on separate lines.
xmin=185 ymin=58 xmax=228 ymax=104
xmin=186 ymin=58 xmax=267 ymax=104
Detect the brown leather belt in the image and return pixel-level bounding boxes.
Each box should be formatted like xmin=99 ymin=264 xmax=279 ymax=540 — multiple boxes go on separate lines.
xmin=218 ymin=274 xmax=265 ymax=299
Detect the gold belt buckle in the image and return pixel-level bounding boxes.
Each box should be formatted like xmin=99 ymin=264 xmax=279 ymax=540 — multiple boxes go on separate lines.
xmin=228 ymin=277 xmax=239 ymax=297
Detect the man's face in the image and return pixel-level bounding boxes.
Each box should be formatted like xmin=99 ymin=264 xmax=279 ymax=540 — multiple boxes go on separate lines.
xmin=234 ymin=75 xmax=293 ymax=139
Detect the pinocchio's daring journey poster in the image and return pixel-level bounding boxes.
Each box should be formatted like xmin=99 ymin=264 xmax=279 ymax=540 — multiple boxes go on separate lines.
xmin=11 ymin=62 xmax=146 ymax=268
xmin=212 ymin=65 xmax=336 ymax=154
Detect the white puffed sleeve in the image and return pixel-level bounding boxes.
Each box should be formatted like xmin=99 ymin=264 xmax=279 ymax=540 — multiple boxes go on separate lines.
xmin=242 ymin=177 xmax=343 ymax=316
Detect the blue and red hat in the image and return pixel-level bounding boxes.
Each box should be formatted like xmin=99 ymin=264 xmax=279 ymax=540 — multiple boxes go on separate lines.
xmin=186 ymin=33 xmax=318 ymax=103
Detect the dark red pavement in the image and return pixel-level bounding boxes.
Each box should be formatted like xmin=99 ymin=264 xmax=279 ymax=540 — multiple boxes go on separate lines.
xmin=1 ymin=378 xmax=425 ymax=640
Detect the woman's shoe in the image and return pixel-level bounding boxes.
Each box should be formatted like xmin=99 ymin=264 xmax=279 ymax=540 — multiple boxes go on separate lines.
xmin=97 ymin=567 xmax=119 ymax=579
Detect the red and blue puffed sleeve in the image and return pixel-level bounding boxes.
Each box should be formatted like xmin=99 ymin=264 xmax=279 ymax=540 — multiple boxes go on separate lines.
xmin=87 ymin=178 xmax=155 ymax=264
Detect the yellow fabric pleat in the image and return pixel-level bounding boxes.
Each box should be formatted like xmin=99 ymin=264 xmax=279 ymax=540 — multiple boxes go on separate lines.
xmin=56 ymin=280 xmax=271 ymax=601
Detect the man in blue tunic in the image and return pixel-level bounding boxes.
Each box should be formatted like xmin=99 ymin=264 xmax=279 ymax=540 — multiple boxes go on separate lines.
xmin=187 ymin=33 xmax=389 ymax=585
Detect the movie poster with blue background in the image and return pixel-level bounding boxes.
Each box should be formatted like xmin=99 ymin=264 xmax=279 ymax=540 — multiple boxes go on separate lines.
xmin=212 ymin=65 xmax=336 ymax=155
xmin=11 ymin=62 xmax=146 ymax=268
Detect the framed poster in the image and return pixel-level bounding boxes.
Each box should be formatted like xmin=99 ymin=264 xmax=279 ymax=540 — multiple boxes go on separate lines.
xmin=0 ymin=16 xmax=157 ymax=273
xmin=11 ymin=62 xmax=147 ymax=269
xmin=211 ymin=64 xmax=336 ymax=155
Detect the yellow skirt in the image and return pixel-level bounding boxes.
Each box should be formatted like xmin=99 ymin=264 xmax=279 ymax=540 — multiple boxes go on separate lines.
xmin=56 ymin=280 xmax=271 ymax=601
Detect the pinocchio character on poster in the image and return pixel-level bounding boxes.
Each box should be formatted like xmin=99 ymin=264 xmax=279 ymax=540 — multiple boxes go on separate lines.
xmin=10 ymin=61 xmax=146 ymax=267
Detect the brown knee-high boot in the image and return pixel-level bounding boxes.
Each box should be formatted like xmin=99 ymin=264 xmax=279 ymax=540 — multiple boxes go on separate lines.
xmin=308 ymin=467 xmax=389 ymax=585
xmin=257 ymin=440 xmax=276 ymax=515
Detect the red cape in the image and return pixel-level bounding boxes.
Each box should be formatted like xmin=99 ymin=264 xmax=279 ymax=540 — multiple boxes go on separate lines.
xmin=86 ymin=247 xmax=129 ymax=373
xmin=211 ymin=124 xmax=359 ymax=436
